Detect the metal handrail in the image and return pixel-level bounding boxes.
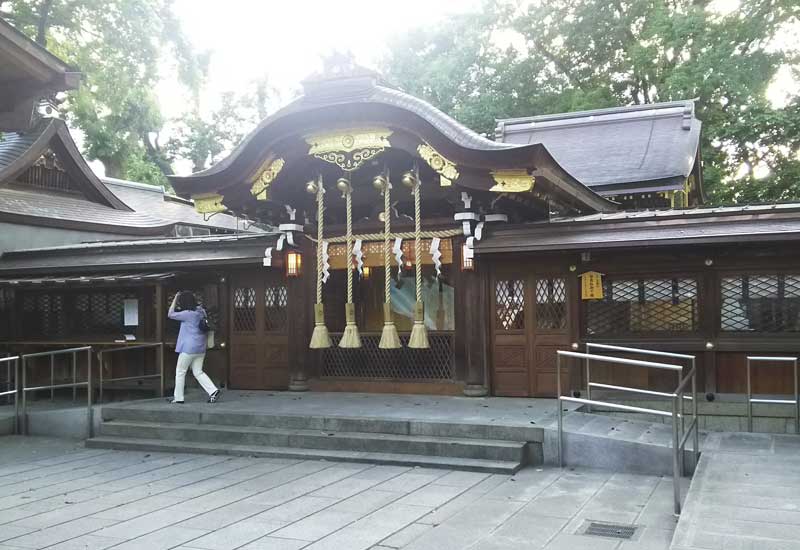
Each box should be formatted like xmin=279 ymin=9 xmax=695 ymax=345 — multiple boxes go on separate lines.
xmin=557 ymin=346 xmax=700 ymax=515
xmin=20 ymin=346 xmax=93 ymax=437
xmin=97 ymin=343 xmax=165 ymax=403
xmin=587 ymin=343 xmax=695 ymax=360
xmin=746 ymin=356 xmax=798 ymax=434
xmin=0 ymin=356 xmax=20 ymax=434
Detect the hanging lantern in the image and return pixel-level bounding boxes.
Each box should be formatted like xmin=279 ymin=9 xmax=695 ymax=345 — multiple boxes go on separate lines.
xmin=286 ymin=251 xmax=302 ymax=278
xmin=461 ymin=244 xmax=474 ymax=272
xmin=362 ymin=266 xmax=372 ymax=280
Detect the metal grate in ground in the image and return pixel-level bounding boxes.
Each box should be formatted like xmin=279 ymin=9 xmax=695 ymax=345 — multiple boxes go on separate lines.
xmin=582 ymin=521 xmax=638 ymax=540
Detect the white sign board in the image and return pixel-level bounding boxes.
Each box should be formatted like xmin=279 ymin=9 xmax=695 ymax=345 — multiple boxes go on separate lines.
xmin=123 ymin=299 xmax=139 ymax=326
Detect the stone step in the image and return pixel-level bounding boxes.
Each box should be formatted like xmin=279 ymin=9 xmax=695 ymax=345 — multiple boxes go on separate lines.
xmin=84 ymin=436 xmax=523 ymax=474
xmin=100 ymin=405 xmax=544 ymax=443
xmin=98 ymin=420 xmax=529 ymax=462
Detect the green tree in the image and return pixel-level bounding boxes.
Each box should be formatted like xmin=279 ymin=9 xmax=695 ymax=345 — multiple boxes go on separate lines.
xmin=0 ymin=0 xmax=203 ymax=184
xmin=383 ymin=0 xmax=800 ymax=204
xmin=168 ymin=77 xmax=280 ymax=172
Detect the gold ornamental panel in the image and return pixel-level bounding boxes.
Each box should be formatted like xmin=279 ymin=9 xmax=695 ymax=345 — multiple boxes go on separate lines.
xmin=251 ymin=157 xmax=285 ymax=201
xmin=490 ymin=170 xmax=535 ymax=193
xmin=305 ymin=128 xmax=393 ymax=172
xmin=192 ymin=193 xmax=226 ymax=214
xmin=417 ymin=143 xmax=459 ymax=186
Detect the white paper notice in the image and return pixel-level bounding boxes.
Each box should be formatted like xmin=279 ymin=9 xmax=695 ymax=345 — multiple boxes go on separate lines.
xmin=123 ymin=299 xmax=139 ymax=326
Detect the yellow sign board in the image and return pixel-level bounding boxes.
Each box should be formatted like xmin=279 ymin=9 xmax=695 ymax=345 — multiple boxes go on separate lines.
xmin=580 ymin=271 xmax=604 ymax=300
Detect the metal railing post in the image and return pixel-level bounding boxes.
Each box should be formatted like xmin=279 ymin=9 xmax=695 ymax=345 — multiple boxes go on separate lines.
xmin=794 ymin=358 xmax=799 ymax=435
xmin=72 ymin=351 xmax=77 ymax=402
xmin=98 ymin=351 xmax=104 ymax=404
xmin=746 ymin=357 xmax=753 ymax=432
xmin=585 ymin=344 xmax=592 ymax=413
xmin=557 ymin=352 xmax=563 ymax=468
xmin=672 ymin=394 xmax=681 ymax=515
xmin=86 ymin=348 xmax=93 ymax=438
xmin=14 ymin=358 xmax=20 ymax=435
xmin=692 ymin=358 xmax=699 ymax=468
xmin=21 ymin=356 xmax=27 ymax=435
xmin=49 ymin=354 xmax=54 ymax=401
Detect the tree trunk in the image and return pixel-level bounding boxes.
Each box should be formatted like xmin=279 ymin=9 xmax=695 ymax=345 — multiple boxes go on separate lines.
xmin=35 ymin=0 xmax=54 ymax=46
xmin=143 ymin=133 xmax=175 ymax=177
xmin=102 ymin=156 xmax=124 ymax=179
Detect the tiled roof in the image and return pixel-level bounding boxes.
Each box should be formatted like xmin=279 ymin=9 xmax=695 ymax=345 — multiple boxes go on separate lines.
xmin=0 ymin=186 xmax=170 ymax=230
xmin=0 ymin=233 xmax=276 ymax=274
xmin=0 ymin=131 xmax=39 ymax=170
xmin=103 ymin=177 xmax=259 ymax=232
xmin=476 ymin=203 xmax=800 ymax=254
xmin=495 ymin=101 xmax=701 ymax=190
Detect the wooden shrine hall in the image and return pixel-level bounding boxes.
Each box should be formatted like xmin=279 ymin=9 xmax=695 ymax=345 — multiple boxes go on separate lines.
xmin=3 ymin=62 xmax=800 ymax=402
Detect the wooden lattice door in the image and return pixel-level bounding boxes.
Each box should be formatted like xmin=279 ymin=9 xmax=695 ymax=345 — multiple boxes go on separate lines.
xmin=229 ymin=272 xmax=289 ymax=390
xmin=492 ymin=272 xmax=571 ymax=397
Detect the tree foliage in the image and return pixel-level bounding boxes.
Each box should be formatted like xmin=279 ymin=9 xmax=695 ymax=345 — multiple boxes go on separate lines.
xmin=383 ymin=0 xmax=800 ymax=204
xmin=0 ymin=0 xmax=203 ymax=184
xmin=168 ymin=77 xmax=280 ymax=173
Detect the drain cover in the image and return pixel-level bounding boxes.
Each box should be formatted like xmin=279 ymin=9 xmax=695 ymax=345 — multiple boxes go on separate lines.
xmin=583 ymin=522 xmax=637 ymax=539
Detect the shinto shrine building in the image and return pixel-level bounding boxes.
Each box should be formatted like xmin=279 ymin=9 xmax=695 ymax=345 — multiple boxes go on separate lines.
xmin=3 ymin=61 xmax=800 ymax=404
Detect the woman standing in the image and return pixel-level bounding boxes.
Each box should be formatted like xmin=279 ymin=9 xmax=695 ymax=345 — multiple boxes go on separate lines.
xmin=168 ymin=291 xmax=220 ymax=404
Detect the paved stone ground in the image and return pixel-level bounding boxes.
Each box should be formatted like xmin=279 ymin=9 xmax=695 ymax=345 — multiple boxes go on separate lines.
xmin=0 ymin=436 xmax=681 ymax=550
xmin=672 ymin=432 xmax=800 ymax=550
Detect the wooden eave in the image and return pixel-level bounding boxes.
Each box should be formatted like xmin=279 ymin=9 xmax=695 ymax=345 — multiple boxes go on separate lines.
xmin=170 ymin=99 xmax=616 ymax=215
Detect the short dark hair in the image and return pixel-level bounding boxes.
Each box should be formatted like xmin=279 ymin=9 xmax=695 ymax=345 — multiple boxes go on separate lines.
xmin=176 ymin=291 xmax=198 ymax=311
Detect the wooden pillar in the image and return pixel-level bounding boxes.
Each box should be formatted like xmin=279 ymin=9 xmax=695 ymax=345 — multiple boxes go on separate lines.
xmin=288 ymin=238 xmax=313 ymax=391
xmin=462 ymin=250 xmax=489 ymax=397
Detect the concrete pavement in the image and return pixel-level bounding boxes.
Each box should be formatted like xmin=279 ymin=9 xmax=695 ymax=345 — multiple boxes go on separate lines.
xmin=0 ymin=436 xmax=679 ymax=550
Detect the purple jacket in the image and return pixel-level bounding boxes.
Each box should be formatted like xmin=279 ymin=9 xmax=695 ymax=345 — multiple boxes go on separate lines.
xmin=168 ymin=306 xmax=207 ymax=354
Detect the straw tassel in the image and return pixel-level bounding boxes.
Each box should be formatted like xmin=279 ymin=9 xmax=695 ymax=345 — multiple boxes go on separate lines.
xmin=406 ymin=167 xmax=429 ymax=349
xmin=338 ymin=177 xmax=361 ymax=348
xmin=376 ymin=172 xmax=401 ymax=349
xmin=308 ymin=175 xmax=331 ymax=349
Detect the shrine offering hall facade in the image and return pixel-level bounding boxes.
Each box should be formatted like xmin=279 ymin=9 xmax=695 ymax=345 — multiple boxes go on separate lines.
xmin=3 ymin=66 xmax=800 ymax=401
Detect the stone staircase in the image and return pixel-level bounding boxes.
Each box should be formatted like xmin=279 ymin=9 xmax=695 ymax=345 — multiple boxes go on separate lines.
xmin=86 ymin=404 xmax=544 ymax=474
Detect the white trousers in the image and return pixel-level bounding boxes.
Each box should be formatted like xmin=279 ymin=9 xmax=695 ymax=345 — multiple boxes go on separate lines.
xmin=174 ymin=353 xmax=217 ymax=401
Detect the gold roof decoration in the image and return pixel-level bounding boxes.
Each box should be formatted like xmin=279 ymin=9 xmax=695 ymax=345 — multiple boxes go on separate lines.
xmin=192 ymin=193 xmax=226 ymax=214
xmin=490 ymin=170 xmax=535 ymax=193
xmin=305 ymin=128 xmax=393 ymax=172
xmin=417 ymin=143 xmax=459 ymax=186
xmin=251 ymin=157 xmax=285 ymax=201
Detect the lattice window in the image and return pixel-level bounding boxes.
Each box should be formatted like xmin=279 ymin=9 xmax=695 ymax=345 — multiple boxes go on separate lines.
xmin=0 ymin=289 xmax=14 ymax=339
xmin=322 ymin=333 xmax=454 ymax=380
xmin=536 ymin=278 xmax=567 ymax=330
xmin=721 ymin=274 xmax=800 ymax=332
xmin=18 ymin=289 xmax=146 ymax=339
xmin=233 ymin=287 xmax=257 ymax=332
xmin=586 ymin=277 xmax=698 ymax=336
xmin=264 ymin=285 xmax=288 ymax=332
xmin=496 ymin=279 xmax=525 ymax=330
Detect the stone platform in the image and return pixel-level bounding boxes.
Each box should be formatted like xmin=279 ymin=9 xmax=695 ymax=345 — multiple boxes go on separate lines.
xmin=87 ymin=391 xmax=560 ymax=474
xmin=671 ymin=431 xmax=800 ymax=550
xmin=84 ymin=391 xmax=694 ymax=477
